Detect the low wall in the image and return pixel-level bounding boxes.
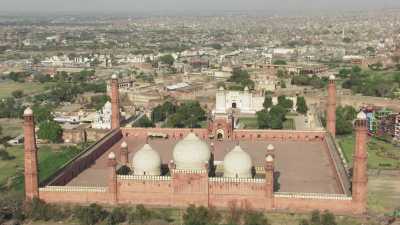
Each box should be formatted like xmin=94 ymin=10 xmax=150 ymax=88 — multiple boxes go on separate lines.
xmin=209 ymin=177 xmax=267 ymax=209
xmin=39 ymin=186 xmax=111 ymax=204
xmin=117 ymin=175 xmax=172 ymax=206
xmin=43 ymin=129 xmax=123 ymax=186
xmin=39 ymin=178 xmax=357 ymax=214
xmin=274 ymin=192 xmax=353 ymax=214
xmin=233 ymin=129 xmax=326 ymax=141
xmin=121 ymin=128 xmax=209 ymax=140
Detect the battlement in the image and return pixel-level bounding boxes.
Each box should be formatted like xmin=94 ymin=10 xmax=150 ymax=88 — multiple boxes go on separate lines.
xmin=209 ymin=177 xmax=265 ymax=183
xmin=275 ymin=192 xmax=352 ymax=200
xmin=39 ymin=186 xmax=107 ymax=193
xmin=118 ymin=175 xmax=171 ymax=181
xmin=172 ymin=169 xmax=208 ymax=174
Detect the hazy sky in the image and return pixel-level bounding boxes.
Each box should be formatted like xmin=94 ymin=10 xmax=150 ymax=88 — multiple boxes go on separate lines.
xmin=1 ymin=0 xmax=400 ymax=13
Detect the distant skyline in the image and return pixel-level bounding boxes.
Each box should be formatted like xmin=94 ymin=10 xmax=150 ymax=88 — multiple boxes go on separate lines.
xmin=1 ymin=0 xmax=400 ymax=14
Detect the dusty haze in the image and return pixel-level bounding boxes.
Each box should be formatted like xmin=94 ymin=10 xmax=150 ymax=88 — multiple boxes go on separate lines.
xmin=1 ymin=0 xmax=400 ymax=13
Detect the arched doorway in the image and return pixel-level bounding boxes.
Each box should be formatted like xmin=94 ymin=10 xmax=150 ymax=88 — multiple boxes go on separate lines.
xmin=216 ymin=129 xmax=224 ymax=140
xmin=232 ymin=102 xmax=237 ymax=109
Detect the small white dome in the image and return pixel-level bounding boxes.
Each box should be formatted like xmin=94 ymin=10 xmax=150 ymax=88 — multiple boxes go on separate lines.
xmin=132 ymin=144 xmax=161 ymax=176
xmin=218 ymin=86 xmax=225 ymax=91
xmin=244 ymin=86 xmax=249 ymax=91
xmin=121 ymin=141 xmax=127 ymax=148
xmin=266 ymin=155 xmax=274 ymax=162
xmin=223 ymin=145 xmax=252 ymax=178
xmin=111 ymin=74 xmax=117 ymax=79
xmin=173 ymin=133 xmax=210 ymax=170
xmin=267 ymin=144 xmax=274 ymax=151
xmin=329 ymin=75 xmax=336 ymax=80
xmin=108 ymin=152 xmax=116 ymax=160
xmin=357 ymin=111 xmax=367 ymax=120
xmin=24 ymin=107 xmax=33 ymax=116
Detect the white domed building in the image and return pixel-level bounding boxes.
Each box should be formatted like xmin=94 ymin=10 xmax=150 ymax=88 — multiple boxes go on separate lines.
xmin=132 ymin=144 xmax=161 ymax=176
xmin=223 ymin=145 xmax=253 ymax=178
xmin=172 ymin=132 xmax=211 ymax=170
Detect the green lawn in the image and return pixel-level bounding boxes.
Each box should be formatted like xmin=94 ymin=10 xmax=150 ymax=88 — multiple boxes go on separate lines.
xmin=0 ymin=81 xmax=51 ymax=99
xmin=239 ymin=117 xmax=259 ymax=129
xmin=368 ymin=173 xmax=400 ymax=215
xmin=338 ymin=135 xmax=400 ymax=170
xmin=0 ymin=145 xmax=82 ymax=192
xmin=283 ymin=118 xmax=295 ymax=130
xmin=0 ymin=118 xmax=23 ymax=138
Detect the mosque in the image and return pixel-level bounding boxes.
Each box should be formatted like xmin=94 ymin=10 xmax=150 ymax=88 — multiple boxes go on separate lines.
xmin=23 ymin=74 xmax=368 ymax=214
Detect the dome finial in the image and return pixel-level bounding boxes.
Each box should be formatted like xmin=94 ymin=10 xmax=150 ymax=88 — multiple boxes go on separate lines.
xmin=121 ymin=141 xmax=127 ymax=148
xmin=266 ymin=155 xmax=274 ymax=162
xmin=24 ymin=107 xmax=33 ymax=116
xmin=108 ymin=152 xmax=116 ymax=160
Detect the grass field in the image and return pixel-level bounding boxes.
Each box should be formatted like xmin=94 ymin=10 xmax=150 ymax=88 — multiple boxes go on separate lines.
xmin=0 ymin=80 xmax=51 ymax=99
xmin=338 ymin=135 xmax=400 ymax=170
xmin=238 ymin=117 xmax=295 ymax=130
xmin=239 ymin=117 xmax=259 ymax=129
xmin=368 ymin=172 xmax=400 ymax=215
xmin=283 ymin=118 xmax=295 ymax=130
xmin=0 ymin=118 xmax=23 ymax=138
xmin=0 ymin=145 xmax=82 ymax=191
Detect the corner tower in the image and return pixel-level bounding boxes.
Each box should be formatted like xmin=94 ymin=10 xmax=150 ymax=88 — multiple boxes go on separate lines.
xmin=327 ymin=75 xmax=336 ymax=137
xmin=110 ymin=74 xmax=120 ymax=129
xmin=352 ymin=111 xmax=368 ymax=214
xmin=23 ymin=107 xmax=39 ymax=200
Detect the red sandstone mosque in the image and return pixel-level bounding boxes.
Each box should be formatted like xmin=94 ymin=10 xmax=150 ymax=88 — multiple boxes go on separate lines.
xmin=23 ymin=74 xmax=368 ymax=214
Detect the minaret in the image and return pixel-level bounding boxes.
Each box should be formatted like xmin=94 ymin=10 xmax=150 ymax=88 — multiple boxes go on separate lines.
xmin=265 ymin=145 xmax=275 ymax=210
xmin=327 ymin=75 xmax=336 ymax=137
xmin=23 ymin=107 xmax=39 ymax=200
xmin=352 ymin=111 xmax=368 ymax=214
xmin=120 ymin=141 xmax=129 ymax=166
xmin=110 ymin=74 xmax=120 ymax=129
xmin=108 ymin=152 xmax=118 ymax=204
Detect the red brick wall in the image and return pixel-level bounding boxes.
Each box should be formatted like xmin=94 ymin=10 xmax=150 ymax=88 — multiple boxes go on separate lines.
xmin=44 ymin=130 xmax=123 ymax=186
xmin=39 ymin=191 xmax=111 ymax=204
xmin=233 ymin=130 xmax=326 ymax=141
xmin=274 ymin=196 xmax=353 ymax=214
xmin=117 ymin=179 xmax=172 ymax=206
xmin=122 ymin=128 xmax=209 ymax=140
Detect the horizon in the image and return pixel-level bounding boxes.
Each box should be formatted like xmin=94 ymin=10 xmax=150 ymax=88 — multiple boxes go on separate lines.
xmin=1 ymin=0 xmax=400 ymax=15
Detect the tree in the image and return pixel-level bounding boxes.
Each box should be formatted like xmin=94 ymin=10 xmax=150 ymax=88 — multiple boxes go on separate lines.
xmin=296 ymin=96 xmax=308 ymax=114
xmin=257 ymin=105 xmax=286 ymax=130
xmin=310 ymin=210 xmax=321 ymax=225
xmin=134 ymin=115 xmax=155 ymax=128
xmin=277 ymin=95 xmax=293 ymax=110
xmin=228 ymin=68 xmax=255 ymax=90
xmin=37 ymin=121 xmax=62 ymax=143
xmin=273 ymin=59 xmax=287 ymax=65
xmin=32 ymin=105 xmax=54 ymax=124
xmin=11 ymin=90 xmax=24 ymax=98
xmin=321 ymin=211 xmax=337 ymax=225
xmin=243 ymin=211 xmax=270 ymax=225
xmin=159 ymin=54 xmax=175 ymax=66
xmin=183 ymin=205 xmax=221 ymax=225
xmin=74 ymin=204 xmax=108 ymax=225
xmin=91 ymin=95 xmax=110 ymax=110
xmin=166 ymin=101 xmax=206 ymax=128
xmin=263 ymin=95 xmax=273 ymax=109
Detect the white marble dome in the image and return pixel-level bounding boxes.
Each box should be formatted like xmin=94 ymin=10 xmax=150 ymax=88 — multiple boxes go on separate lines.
xmin=132 ymin=144 xmax=161 ymax=176
xmin=223 ymin=145 xmax=252 ymax=178
xmin=172 ymin=132 xmax=210 ymax=170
